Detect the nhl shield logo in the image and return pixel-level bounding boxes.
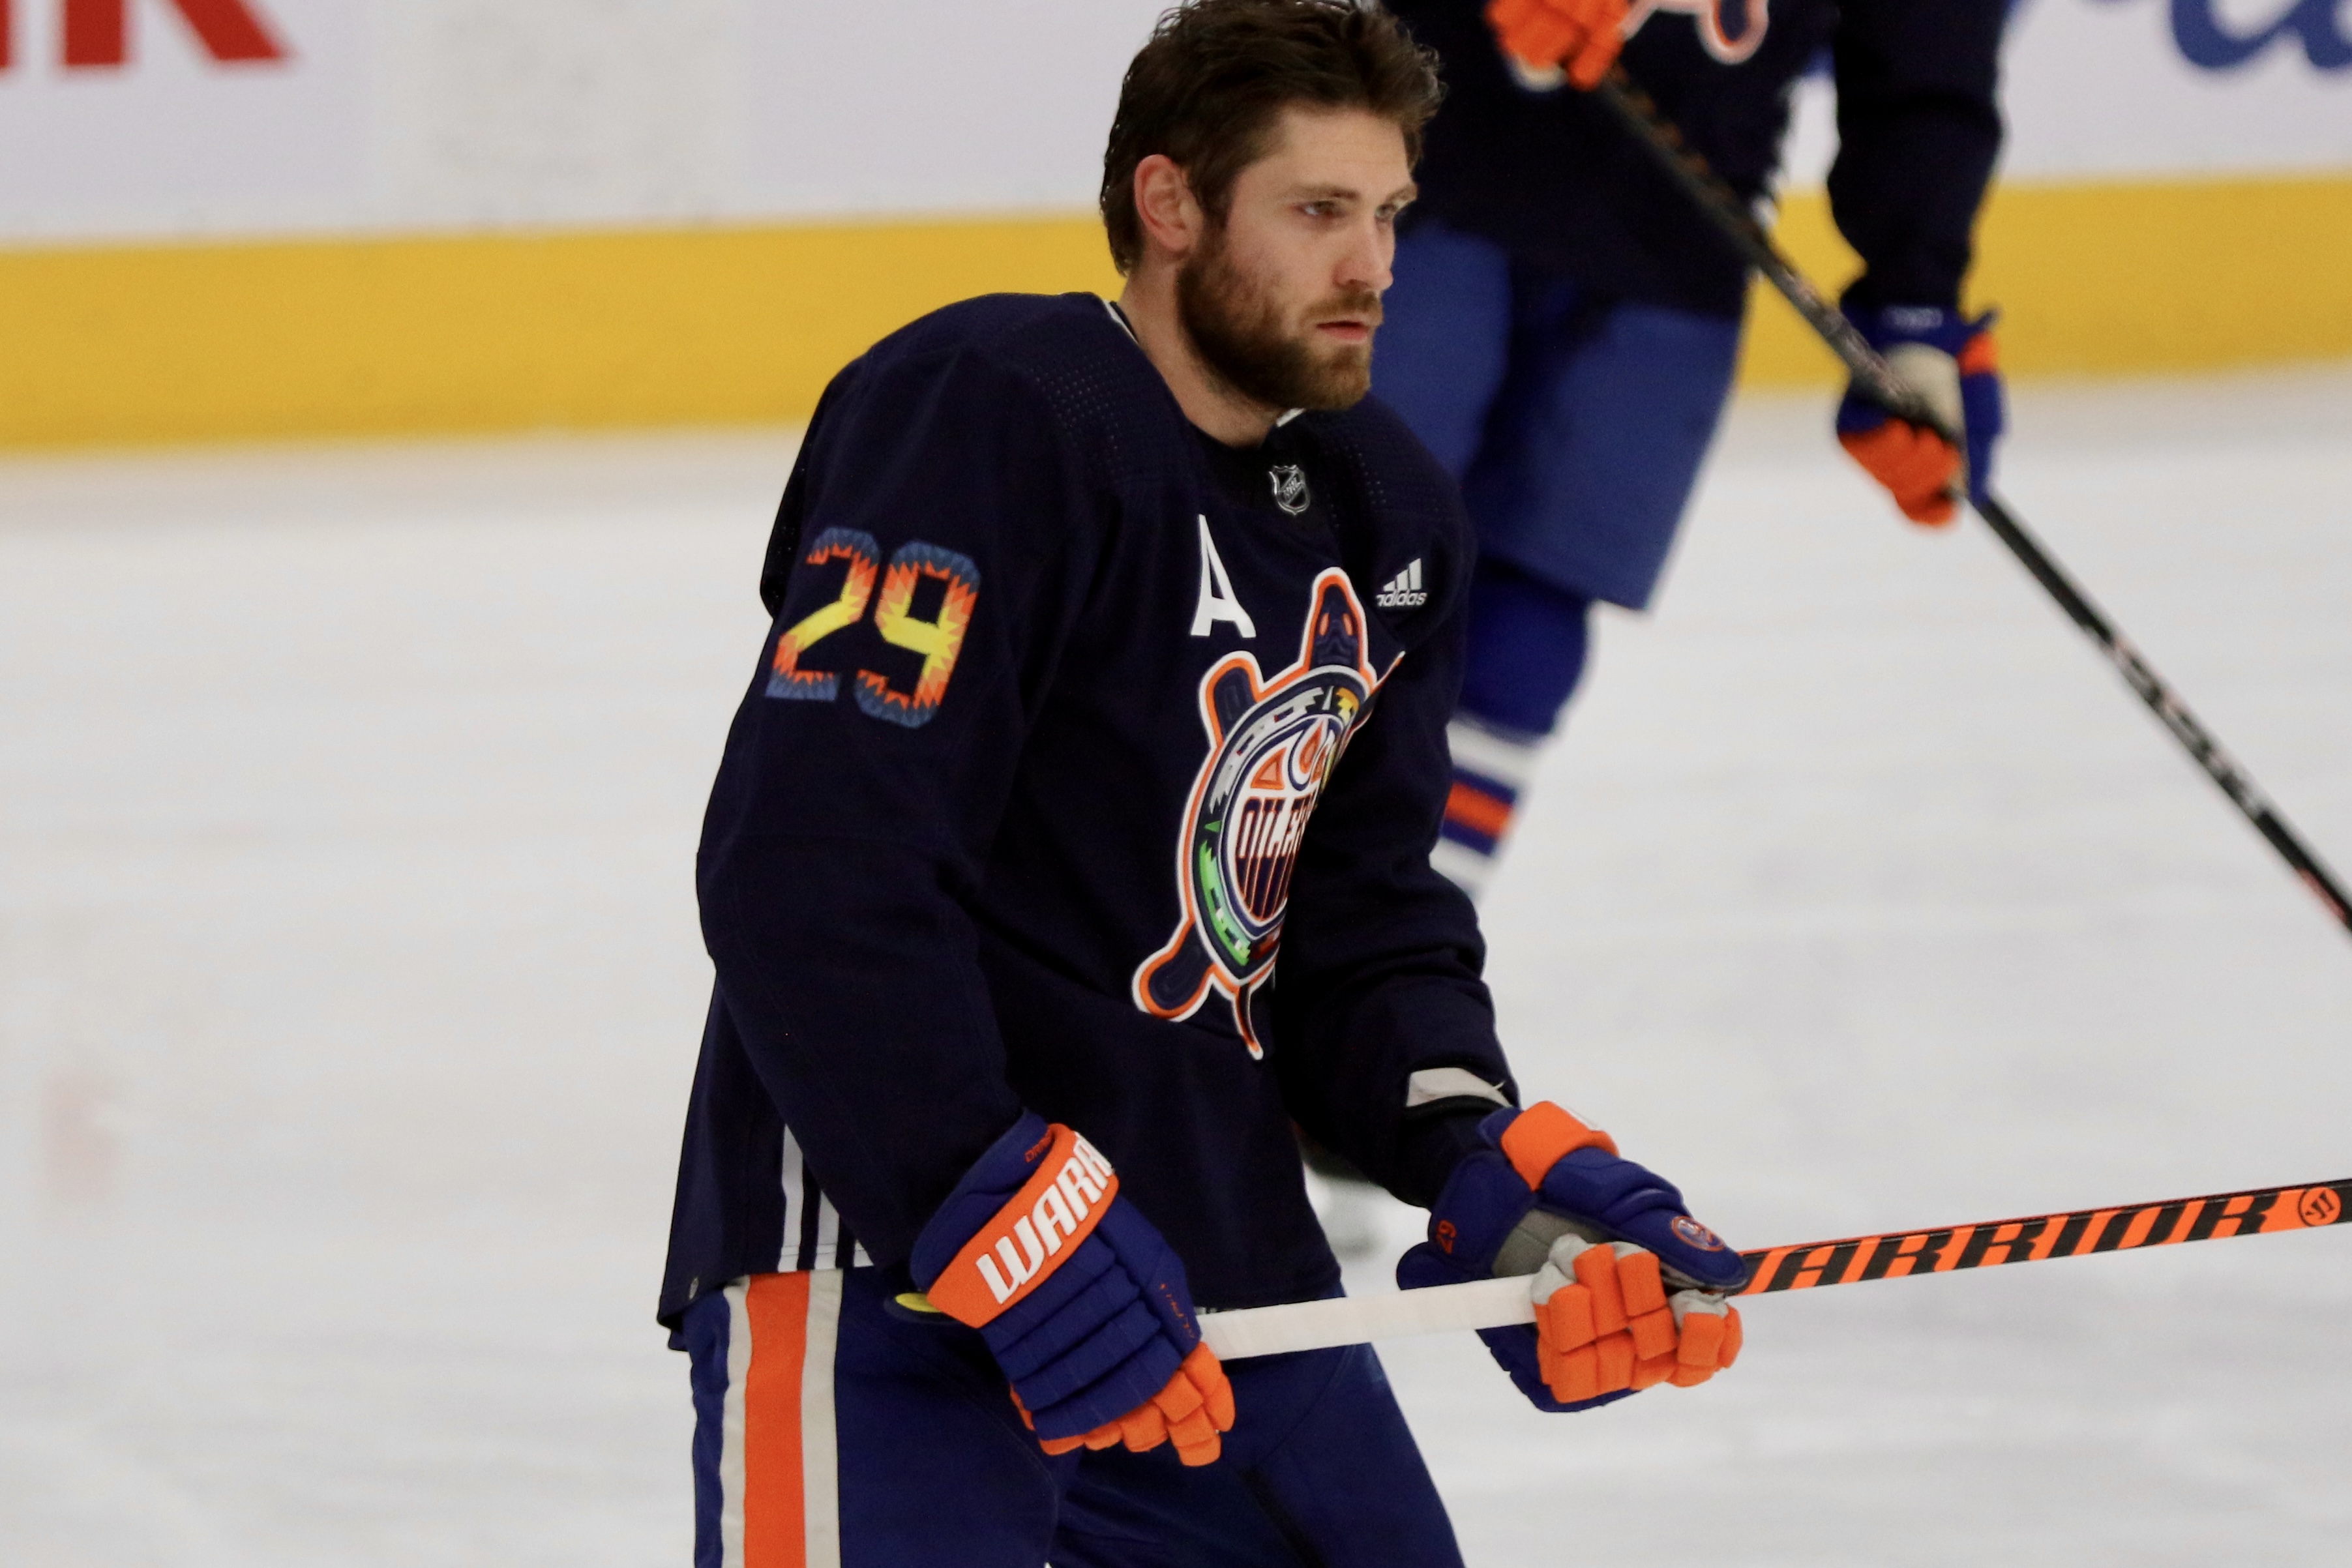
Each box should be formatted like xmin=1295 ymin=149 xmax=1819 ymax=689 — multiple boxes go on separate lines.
xmin=1268 ymin=464 xmax=1309 ymax=516
xmin=1134 ymin=569 xmax=1382 ymax=1056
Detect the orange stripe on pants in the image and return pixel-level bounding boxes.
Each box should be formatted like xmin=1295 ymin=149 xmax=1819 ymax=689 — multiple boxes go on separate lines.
xmin=744 ymin=1273 xmax=812 ymax=1567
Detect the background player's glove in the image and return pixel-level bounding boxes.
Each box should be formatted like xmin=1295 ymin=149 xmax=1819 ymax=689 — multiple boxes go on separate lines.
xmin=1486 ymin=0 xmax=1630 ymax=91
xmin=1397 ymin=1102 xmax=1745 ymax=1411
xmin=1835 ymin=305 xmax=2005 ymax=527
xmin=912 ymin=1112 xmax=1235 ymax=1466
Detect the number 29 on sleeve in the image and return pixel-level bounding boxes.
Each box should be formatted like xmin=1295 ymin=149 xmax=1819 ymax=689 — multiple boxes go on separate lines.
xmin=766 ymin=528 xmax=982 ymax=730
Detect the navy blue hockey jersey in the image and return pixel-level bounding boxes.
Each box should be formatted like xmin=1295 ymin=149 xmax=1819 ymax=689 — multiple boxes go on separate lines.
xmin=660 ymin=294 xmax=1518 ymax=1326
xmin=1387 ymin=0 xmax=2006 ymax=317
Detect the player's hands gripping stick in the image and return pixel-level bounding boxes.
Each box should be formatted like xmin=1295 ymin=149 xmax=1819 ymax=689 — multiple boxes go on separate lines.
xmin=913 ymin=1113 xmax=1236 ymax=1465
xmin=1014 ymin=1342 xmax=1234 ymax=1466
xmin=1398 ymin=1101 xmax=1744 ymax=1411
xmin=1486 ymin=0 xmax=1630 ymax=91
xmin=1528 ymin=1236 xmax=1742 ymax=1402
xmin=1836 ymin=305 xmax=2005 ymax=527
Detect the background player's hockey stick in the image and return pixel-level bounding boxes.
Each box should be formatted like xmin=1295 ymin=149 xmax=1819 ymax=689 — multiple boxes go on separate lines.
xmin=1198 ymin=1176 xmax=2350 ymax=1361
xmin=1579 ymin=66 xmax=2352 ymax=943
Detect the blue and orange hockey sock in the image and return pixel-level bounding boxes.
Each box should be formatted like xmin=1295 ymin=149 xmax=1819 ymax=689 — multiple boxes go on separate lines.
xmin=1437 ymin=713 xmax=1541 ymax=896
xmin=1435 ymin=565 xmax=1592 ymax=896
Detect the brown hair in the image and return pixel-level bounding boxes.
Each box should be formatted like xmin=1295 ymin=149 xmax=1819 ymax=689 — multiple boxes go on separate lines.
xmin=1101 ymin=0 xmax=1442 ymax=274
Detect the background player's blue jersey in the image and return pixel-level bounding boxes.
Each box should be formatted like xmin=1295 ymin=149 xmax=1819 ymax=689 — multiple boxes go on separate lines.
xmin=1386 ymin=0 xmax=2006 ymax=316
xmin=661 ymin=293 xmax=1518 ymax=1329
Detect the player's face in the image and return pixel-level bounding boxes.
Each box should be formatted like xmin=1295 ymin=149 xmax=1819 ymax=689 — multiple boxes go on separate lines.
xmin=1177 ymin=106 xmax=1415 ymax=415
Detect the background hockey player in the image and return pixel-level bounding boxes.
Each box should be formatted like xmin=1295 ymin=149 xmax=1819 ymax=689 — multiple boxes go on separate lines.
xmin=660 ymin=3 xmax=1747 ymax=1563
xmin=1377 ymin=0 xmax=2008 ymax=893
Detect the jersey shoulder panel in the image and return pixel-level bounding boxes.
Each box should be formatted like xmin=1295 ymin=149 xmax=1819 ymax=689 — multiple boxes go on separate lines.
xmin=1292 ymin=394 xmax=1472 ymax=634
xmin=862 ymin=292 xmax=1191 ymax=493
xmin=762 ymin=296 xmax=1100 ymax=613
xmin=861 ymin=291 xmax=1114 ymax=370
xmin=1303 ymin=394 xmax=1463 ymax=533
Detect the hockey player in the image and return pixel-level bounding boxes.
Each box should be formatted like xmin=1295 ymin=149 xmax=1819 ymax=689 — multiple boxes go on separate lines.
xmin=1378 ymin=0 xmax=2008 ymax=893
xmin=661 ymin=5 xmax=1744 ymax=1564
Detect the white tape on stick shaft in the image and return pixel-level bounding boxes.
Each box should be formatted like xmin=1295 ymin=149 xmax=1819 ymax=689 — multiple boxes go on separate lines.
xmin=1198 ymin=1276 xmax=1535 ymax=1361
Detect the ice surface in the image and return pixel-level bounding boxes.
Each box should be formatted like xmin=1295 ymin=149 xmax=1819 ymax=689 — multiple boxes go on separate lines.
xmin=4 ymin=368 xmax=2350 ymax=1565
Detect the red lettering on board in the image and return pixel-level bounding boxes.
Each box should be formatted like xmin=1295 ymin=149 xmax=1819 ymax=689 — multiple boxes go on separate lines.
xmin=62 ymin=0 xmax=285 ymax=67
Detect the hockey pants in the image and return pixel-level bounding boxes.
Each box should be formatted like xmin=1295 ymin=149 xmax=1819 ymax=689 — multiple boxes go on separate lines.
xmin=680 ymin=1265 xmax=1465 ymax=1568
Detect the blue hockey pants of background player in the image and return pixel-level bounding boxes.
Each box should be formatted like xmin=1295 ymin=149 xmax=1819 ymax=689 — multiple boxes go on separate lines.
xmin=1375 ymin=217 xmax=1741 ymax=896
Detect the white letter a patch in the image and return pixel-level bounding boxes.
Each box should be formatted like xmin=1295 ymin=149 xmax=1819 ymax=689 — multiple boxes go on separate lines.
xmin=1189 ymin=514 xmax=1256 ymax=640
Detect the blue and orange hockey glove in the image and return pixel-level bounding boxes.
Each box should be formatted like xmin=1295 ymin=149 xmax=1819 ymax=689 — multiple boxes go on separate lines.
xmin=1486 ymin=0 xmax=1630 ymax=91
xmin=1397 ymin=1102 xmax=1746 ymax=1411
xmin=1836 ymin=305 xmax=2005 ymax=527
xmin=912 ymin=1113 xmax=1235 ymax=1466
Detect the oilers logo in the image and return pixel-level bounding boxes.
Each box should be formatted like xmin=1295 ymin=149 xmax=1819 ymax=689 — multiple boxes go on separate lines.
xmin=1671 ymin=1214 xmax=1729 ymax=1252
xmin=1135 ymin=570 xmax=1384 ymax=1057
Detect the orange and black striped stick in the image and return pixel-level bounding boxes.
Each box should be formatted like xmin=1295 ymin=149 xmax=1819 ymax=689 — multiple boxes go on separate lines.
xmin=1736 ymin=1177 xmax=2351 ymax=1296
xmin=1199 ymin=1179 xmax=2351 ymax=1359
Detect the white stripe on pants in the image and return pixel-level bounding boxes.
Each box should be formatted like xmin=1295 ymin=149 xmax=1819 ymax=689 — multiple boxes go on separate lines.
xmin=717 ymin=1273 xmax=846 ymax=1568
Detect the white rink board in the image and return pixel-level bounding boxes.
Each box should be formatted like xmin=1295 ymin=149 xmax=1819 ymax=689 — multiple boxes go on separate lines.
xmin=4 ymin=369 xmax=2351 ymax=1563
xmin=1782 ymin=0 xmax=2352 ymax=188
xmin=1 ymin=0 xmax=2347 ymax=244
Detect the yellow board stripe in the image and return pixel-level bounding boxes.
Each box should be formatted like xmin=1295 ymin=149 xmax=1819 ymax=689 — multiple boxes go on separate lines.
xmin=1749 ymin=173 xmax=2352 ymax=385
xmin=0 ymin=216 xmax=1124 ymax=449
xmin=2 ymin=174 xmax=2347 ymax=451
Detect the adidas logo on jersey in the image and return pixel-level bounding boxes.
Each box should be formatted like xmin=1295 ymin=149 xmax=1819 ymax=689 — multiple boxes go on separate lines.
xmin=1375 ymin=559 xmax=1428 ymax=609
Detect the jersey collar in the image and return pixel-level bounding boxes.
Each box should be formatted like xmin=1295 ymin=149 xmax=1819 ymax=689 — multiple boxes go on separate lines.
xmin=1099 ymin=297 xmax=1303 ymax=428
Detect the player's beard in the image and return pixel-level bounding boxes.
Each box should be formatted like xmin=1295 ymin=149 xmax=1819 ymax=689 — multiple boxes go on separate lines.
xmin=1178 ymin=222 xmax=1380 ymax=415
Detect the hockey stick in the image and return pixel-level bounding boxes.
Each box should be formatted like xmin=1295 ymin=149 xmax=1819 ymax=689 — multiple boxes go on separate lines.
xmin=1579 ymin=67 xmax=2352 ymax=941
xmin=1198 ymin=1176 xmax=2351 ymax=1360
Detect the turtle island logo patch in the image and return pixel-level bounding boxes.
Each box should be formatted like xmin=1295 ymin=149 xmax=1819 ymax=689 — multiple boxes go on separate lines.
xmin=1133 ymin=569 xmax=1384 ymax=1057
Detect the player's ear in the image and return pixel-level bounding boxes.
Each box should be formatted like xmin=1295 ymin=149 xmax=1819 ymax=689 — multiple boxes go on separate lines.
xmin=1133 ymin=154 xmax=1204 ymax=260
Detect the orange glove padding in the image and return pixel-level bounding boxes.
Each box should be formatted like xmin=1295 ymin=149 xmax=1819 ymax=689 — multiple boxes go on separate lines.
xmin=1486 ymin=0 xmax=1630 ymax=90
xmin=1015 ymin=1342 xmax=1237 ymax=1468
xmin=1838 ymin=421 xmax=1963 ymax=527
xmin=1532 ymin=1239 xmax=1744 ymax=1405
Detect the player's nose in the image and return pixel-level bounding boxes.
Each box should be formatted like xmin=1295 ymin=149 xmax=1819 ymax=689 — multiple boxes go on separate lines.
xmin=1335 ymin=218 xmax=1392 ymax=295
